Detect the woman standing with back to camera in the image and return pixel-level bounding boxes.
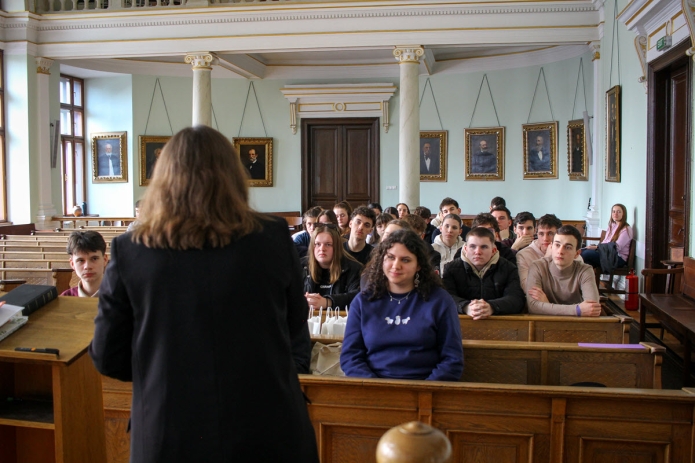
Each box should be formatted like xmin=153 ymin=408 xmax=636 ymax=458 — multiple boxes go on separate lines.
xmin=89 ymin=126 xmax=318 ymax=463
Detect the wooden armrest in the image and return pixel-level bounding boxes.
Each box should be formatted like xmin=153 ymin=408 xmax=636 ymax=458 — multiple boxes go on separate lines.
xmin=583 ymin=236 xmax=602 ymax=242
xmin=641 ymin=267 xmax=685 ymax=276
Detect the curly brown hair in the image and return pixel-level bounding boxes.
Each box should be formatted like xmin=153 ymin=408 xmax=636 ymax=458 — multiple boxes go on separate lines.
xmin=362 ymin=230 xmax=441 ymax=302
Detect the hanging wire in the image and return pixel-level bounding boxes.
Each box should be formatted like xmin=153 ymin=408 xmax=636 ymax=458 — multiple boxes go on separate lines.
xmin=237 ymin=81 xmax=268 ymax=138
xmin=143 ymin=78 xmax=174 ymax=136
xmin=571 ymin=58 xmax=589 ymax=120
xmin=211 ymin=104 xmax=220 ymax=131
xmin=609 ymin=0 xmax=622 ymax=87
xmin=418 ymin=78 xmax=445 ymax=131
xmin=468 ymin=74 xmax=501 ymax=128
xmin=527 ymin=68 xmax=555 ymax=123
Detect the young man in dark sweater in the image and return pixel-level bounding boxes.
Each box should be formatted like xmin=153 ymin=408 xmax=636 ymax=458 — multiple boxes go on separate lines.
xmin=343 ymin=206 xmax=376 ymax=265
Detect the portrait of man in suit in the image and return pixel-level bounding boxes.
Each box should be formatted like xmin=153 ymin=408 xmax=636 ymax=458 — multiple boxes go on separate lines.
xmin=97 ymin=139 xmax=122 ymax=177
xmin=470 ymin=136 xmax=497 ymax=174
xmin=419 ymin=139 xmax=441 ymax=176
xmin=526 ymin=131 xmax=551 ymax=173
xmin=243 ymin=146 xmax=266 ymax=180
xmin=570 ymin=129 xmax=584 ymax=174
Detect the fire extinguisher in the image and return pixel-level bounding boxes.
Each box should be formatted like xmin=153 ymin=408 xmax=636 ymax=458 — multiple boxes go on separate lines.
xmin=625 ymin=269 xmax=639 ymax=310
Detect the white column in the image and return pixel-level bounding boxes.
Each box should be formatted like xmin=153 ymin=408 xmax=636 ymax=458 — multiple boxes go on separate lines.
xmin=34 ymin=57 xmax=56 ymax=230
xmin=586 ymin=42 xmax=602 ymax=237
xmin=184 ymin=53 xmax=215 ymax=127
xmin=393 ymin=46 xmax=424 ymax=209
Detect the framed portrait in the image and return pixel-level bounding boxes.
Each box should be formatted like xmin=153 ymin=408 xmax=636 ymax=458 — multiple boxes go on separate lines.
xmin=139 ymin=135 xmax=170 ymax=186
xmin=522 ymin=121 xmax=558 ymax=179
xmin=464 ymin=127 xmax=505 ymax=181
xmin=567 ymin=119 xmax=588 ymax=181
xmin=419 ymin=131 xmax=447 ymax=182
xmin=92 ymin=132 xmax=127 ymax=183
xmin=606 ymin=85 xmax=621 ymax=182
xmin=233 ymin=137 xmax=273 ymax=187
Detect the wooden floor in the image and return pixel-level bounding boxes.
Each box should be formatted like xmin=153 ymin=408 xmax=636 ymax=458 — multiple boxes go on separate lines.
xmin=603 ymin=293 xmax=693 ymax=389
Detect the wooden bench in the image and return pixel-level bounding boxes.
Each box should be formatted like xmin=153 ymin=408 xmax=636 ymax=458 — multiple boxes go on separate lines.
xmin=313 ymin=313 xmax=632 ymax=344
xmin=100 ymin=375 xmax=695 ymax=463
xmin=460 ymin=340 xmax=662 ymax=388
xmin=0 ymin=268 xmax=73 ymax=294
xmin=640 ymin=256 xmax=695 ymax=386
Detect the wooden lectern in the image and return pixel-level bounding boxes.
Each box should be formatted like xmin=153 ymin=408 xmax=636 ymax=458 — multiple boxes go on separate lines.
xmin=0 ymin=297 xmax=106 ymax=463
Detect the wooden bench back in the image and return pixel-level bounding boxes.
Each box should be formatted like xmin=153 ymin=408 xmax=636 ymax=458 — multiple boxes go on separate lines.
xmin=683 ymin=256 xmax=695 ymax=299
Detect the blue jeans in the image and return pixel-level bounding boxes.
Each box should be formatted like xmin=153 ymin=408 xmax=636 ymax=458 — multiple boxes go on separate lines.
xmin=580 ymin=248 xmax=626 ymax=269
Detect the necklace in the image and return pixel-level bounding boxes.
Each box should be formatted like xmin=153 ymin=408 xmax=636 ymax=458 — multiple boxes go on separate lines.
xmin=388 ymin=290 xmax=413 ymax=305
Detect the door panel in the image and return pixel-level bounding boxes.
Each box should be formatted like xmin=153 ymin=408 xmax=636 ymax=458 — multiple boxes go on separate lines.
xmin=302 ymin=118 xmax=379 ymax=212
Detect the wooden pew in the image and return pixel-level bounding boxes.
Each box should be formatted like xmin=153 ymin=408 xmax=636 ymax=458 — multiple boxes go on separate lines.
xmin=640 ymin=256 xmax=695 ymax=386
xmin=100 ymin=376 xmax=695 ymax=463
xmin=0 ymin=268 xmax=73 ymax=294
xmin=461 ymin=340 xmax=662 ymax=388
xmin=313 ymin=313 xmax=631 ymax=344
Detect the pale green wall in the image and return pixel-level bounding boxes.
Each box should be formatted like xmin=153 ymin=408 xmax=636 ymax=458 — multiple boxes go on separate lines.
xmin=75 ymin=51 xmax=596 ymax=221
xmin=84 ymin=76 xmax=134 ymax=216
xmin=598 ymin=0 xmax=649 ymax=272
xmin=6 ymin=53 xmax=36 ymax=223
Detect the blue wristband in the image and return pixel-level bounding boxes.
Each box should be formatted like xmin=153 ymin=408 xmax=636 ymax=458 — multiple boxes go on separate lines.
xmin=576 ymin=305 xmax=581 ymax=317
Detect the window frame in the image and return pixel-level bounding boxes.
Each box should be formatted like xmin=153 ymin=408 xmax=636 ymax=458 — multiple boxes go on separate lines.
xmin=59 ymin=74 xmax=86 ymax=215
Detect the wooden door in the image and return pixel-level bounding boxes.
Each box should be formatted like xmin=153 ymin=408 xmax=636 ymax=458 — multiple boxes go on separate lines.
xmin=301 ymin=118 xmax=380 ymax=211
xmin=646 ymin=39 xmax=692 ymax=278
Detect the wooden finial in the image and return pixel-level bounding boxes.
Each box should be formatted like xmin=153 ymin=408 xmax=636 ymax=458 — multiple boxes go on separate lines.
xmin=376 ymin=421 xmax=451 ymax=463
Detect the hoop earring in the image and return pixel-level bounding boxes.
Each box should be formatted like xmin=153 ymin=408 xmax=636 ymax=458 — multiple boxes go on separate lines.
xmin=414 ymin=272 xmax=420 ymax=288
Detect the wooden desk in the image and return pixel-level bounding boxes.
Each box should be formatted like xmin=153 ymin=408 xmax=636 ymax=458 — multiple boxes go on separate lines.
xmin=51 ymin=216 xmax=135 ymax=228
xmin=0 ymin=297 xmax=106 ymax=462
xmin=639 ymin=293 xmax=695 ymax=386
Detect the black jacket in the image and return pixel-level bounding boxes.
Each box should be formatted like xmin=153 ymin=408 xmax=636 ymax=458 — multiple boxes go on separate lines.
xmin=90 ymin=216 xmax=318 ymax=463
xmin=454 ymin=240 xmax=516 ymax=265
xmin=442 ymin=257 xmax=525 ymax=315
xmin=301 ymin=256 xmax=362 ymax=309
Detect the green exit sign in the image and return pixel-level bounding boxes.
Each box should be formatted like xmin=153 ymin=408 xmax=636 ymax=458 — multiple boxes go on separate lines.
xmin=657 ymin=36 xmax=672 ymax=51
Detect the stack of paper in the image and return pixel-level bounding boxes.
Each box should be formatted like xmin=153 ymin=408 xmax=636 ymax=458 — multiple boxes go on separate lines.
xmin=0 ymin=303 xmax=28 ymax=342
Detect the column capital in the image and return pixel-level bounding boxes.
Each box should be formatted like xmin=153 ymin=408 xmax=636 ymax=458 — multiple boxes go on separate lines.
xmin=185 ymin=52 xmax=215 ymax=70
xmin=590 ymin=42 xmax=600 ymax=61
xmin=393 ymin=46 xmax=425 ymax=64
xmin=36 ymin=57 xmax=54 ymax=75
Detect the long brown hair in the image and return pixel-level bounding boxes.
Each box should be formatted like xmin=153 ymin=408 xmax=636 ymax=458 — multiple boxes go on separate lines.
xmin=363 ymin=230 xmax=440 ymax=301
xmin=608 ymin=203 xmax=629 ymax=243
xmin=132 ymin=126 xmax=261 ymax=250
xmin=307 ymin=224 xmax=350 ymax=284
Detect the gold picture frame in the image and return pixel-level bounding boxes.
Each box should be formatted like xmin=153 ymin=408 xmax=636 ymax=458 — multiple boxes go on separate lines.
xmin=567 ymin=119 xmax=588 ymax=181
xmin=522 ymin=121 xmax=558 ymax=179
xmin=465 ymin=127 xmax=505 ymax=181
xmin=139 ymin=135 xmax=170 ymax=186
xmin=92 ymin=132 xmax=127 ymax=183
xmin=419 ymin=131 xmax=447 ymax=182
xmin=233 ymin=137 xmax=273 ymax=187
xmin=605 ymin=85 xmax=621 ymax=182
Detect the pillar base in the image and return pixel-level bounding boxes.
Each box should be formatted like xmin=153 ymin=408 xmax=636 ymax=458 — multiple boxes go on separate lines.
xmin=36 ymin=204 xmax=57 ymax=230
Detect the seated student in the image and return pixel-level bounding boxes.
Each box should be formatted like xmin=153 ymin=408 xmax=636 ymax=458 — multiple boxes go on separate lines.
xmin=293 ymin=206 xmax=323 ymax=258
xmin=490 ymin=206 xmax=515 ymax=241
xmin=61 ymin=230 xmax=108 ymax=297
xmin=126 ymin=200 xmax=141 ymax=232
xmin=413 ymin=206 xmax=437 ymax=243
xmin=526 ymin=225 xmax=601 ymax=317
xmin=341 ymin=230 xmax=464 ymax=381
xmin=490 ymin=196 xmax=506 ymax=211
xmin=403 ymin=213 xmax=442 ymax=273
xmin=443 ymin=227 xmax=525 ymax=317
xmin=383 ymin=206 xmax=399 ymax=217
xmin=367 ymin=212 xmax=394 ymax=245
xmin=431 ymin=197 xmax=471 ymax=242
xmin=396 ymin=203 xmax=410 ymax=218
xmin=432 ymin=213 xmax=465 ymax=275
xmin=343 ymin=206 xmax=376 ymax=265
xmin=317 ymin=209 xmax=339 ymax=226
xmin=302 ymin=223 xmax=362 ymax=310
xmin=580 ymin=203 xmax=633 ymax=271
xmin=506 ymin=211 xmax=536 ymax=251
xmin=516 ymin=214 xmax=582 ymax=292
xmin=380 ymin=219 xmax=412 ymax=241
xmin=367 ymin=203 xmax=383 ymax=216
xmin=333 ymin=201 xmax=353 ymax=237
xmin=455 ymin=213 xmax=516 ymax=264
